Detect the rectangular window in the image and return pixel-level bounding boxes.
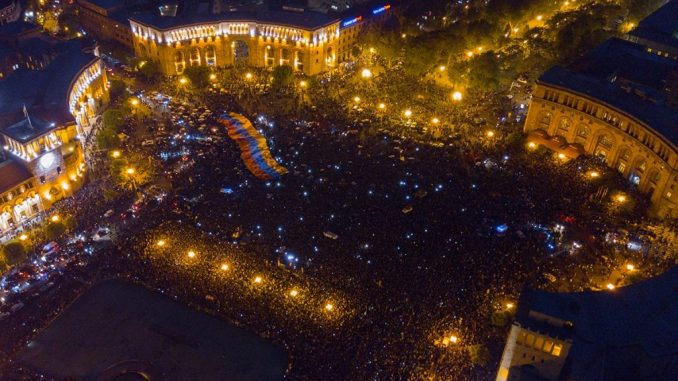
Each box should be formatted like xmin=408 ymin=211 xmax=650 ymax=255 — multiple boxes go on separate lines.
xmin=534 ymin=337 xmax=544 ymax=350
xmin=516 ymin=331 xmax=526 ymax=345
xmin=552 ymin=344 xmax=562 ymax=357
xmin=543 ymin=340 xmax=554 ymax=353
xmin=526 ymin=334 xmax=535 ymax=347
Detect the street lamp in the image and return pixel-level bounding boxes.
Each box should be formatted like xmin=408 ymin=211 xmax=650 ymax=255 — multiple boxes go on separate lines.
xmin=156 ymin=239 xmax=166 ymax=247
xmin=289 ymin=289 xmax=299 ymax=297
xmin=449 ymin=335 xmax=459 ymax=344
xmin=527 ymin=142 xmax=537 ymax=150
xmin=438 ymin=65 xmax=446 ymax=72
xmin=626 ymin=263 xmax=635 ymax=271
xmin=111 ymin=150 xmax=121 ymax=158
xmin=403 ymin=109 xmax=412 ymax=118
xmin=178 ymin=77 xmax=187 ymax=85
xmin=378 ymin=102 xmax=386 ymax=110
xmin=245 ymin=72 xmax=253 ymax=80
xmin=361 ymin=68 xmax=373 ymax=79
xmin=187 ymin=250 xmax=196 ymax=258
xmin=130 ymin=98 xmax=139 ymax=106
xmin=220 ymin=263 xmax=229 ymax=271
xmin=253 ymin=276 xmax=263 ymax=284
xmin=126 ymin=167 xmax=135 ymax=175
xmin=209 ymin=73 xmax=217 ymax=81
xmin=615 ymin=194 xmax=627 ymax=203
xmin=299 ymin=80 xmax=308 ymax=88
xmin=19 ymin=234 xmax=28 ymax=241
xmin=325 ymin=302 xmax=334 ymax=311
xmin=486 ymin=130 xmax=495 ymax=138
xmin=51 ymin=215 xmax=60 ymax=222
xmin=431 ymin=117 xmax=440 ymax=125
xmin=353 ymin=96 xmax=361 ymax=103
xmin=452 ymin=91 xmax=463 ymax=101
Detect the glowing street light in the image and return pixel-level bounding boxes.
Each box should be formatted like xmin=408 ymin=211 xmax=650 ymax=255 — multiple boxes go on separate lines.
xmin=449 ymin=335 xmax=459 ymax=344
xmin=220 ymin=263 xmax=229 ymax=271
xmin=130 ymin=98 xmax=139 ymax=106
xmin=253 ymin=276 xmax=263 ymax=284
xmin=245 ymin=72 xmax=253 ymax=80
xmin=606 ymin=283 xmax=616 ymax=290
xmin=527 ymin=142 xmax=537 ymax=149
xmin=126 ymin=167 xmax=135 ymax=175
xmin=178 ymin=77 xmax=187 ymax=85
xmin=209 ymin=73 xmax=217 ymax=80
xmin=299 ymin=80 xmax=307 ymax=88
xmin=438 ymin=65 xmax=446 ymax=71
xmin=361 ymin=68 xmax=373 ymax=79
xmin=486 ymin=130 xmax=495 ymax=138
xmin=557 ymin=153 xmax=566 ymax=160
xmin=431 ymin=117 xmax=440 ymax=125
xmin=156 ymin=239 xmax=166 ymax=247
xmin=615 ymin=194 xmax=627 ymax=203
xmin=536 ymin=15 xmax=543 ymax=21
xmin=353 ymin=96 xmax=361 ymax=103
xmin=289 ymin=289 xmax=299 ymax=297
xmin=51 ymin=215 xmax=60 ymax=222
xmin=506 ymin=302 xmax=514 ymax=310
xmin=403 ymin=109 xmax=412 ymax=118
xmin=111 ymin=150 xmax=121 ymax=158
xmin=588 ymin=171 xmax=600 ymax=178
xmin=325 ymin=302 xmax=334 ymax=311
xmin=626 ymin=263 xmax=635 ymax=271
xmin=19 ymin=234 xmax=28 ymax=241
xmin=187 ymin=250 xmax=196 ymax=258
xmin=452 ymin=91 xmax=463 ymax=101
xmin=378 ymin=102 xmax=386 ymax=110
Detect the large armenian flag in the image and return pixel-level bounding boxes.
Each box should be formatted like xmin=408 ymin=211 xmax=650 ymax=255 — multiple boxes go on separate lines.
xmin=219 ymin=113 xmax=288 ymax=180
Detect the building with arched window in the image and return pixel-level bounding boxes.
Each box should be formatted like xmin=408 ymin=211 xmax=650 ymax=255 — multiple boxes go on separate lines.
xmin=0 ymin=40 xmax=109 ymax=238
xmin=523 ymin=4 xmax=678 ymax=219
xmin=128 ymin=2 xmax=397 ymax=75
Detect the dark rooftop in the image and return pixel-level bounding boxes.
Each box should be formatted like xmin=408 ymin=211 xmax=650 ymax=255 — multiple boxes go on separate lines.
xmin=0 ymin=21 xmax=40 ymax=37
xmin=539 ymin=38 xmax=678 ymax=146
xmin=0 ymin=159 xmax=33 ymax=194
xmin=17 ymin=279 xmax=288 ymax=381
xmin=0 ymin=42 xmax=98 ymax=127
xmin=628 ymin=0 xmax=678 ymax=50
xmin=78 ymin=0 xmax=126 ymax=11
xmin=131 ymin=9 xmax=338 ymax=30
xmin=1 ymin=117 xmax=55 ymax=144
xmin=516 ymin=267 xmax=678 ymax=381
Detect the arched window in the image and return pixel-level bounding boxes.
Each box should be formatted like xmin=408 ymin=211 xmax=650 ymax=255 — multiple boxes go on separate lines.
xmin=556 ymin=118 xmax=571 ymax=139
xmin=594 ymin=134 xmax=614 ymax=158
xmin=280 ymin=48 xmax=291 ymax=65
xmin=539 ymin=112 xmax=552 ymax=128
xmin=616 ymin=148 xmax=630 ymax=173
xmin=174 ymin=51 xmax=185 ymax=74
xmin=265 ymin=45 xmax=274 ymax=67
xmin=294 ymin=51 xmax=304 ymax=72
xmin=325 ymin=47 xmax=335 ymax=67
xmin=189 ymin=47 xmax=201 ymax=66
xmin=574 ymin=125 xmax=589 ymax=145
xmin=205 ymin=45 xmax=216 ymax=66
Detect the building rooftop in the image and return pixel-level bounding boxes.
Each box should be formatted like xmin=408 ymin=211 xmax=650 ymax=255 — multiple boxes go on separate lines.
xmin=0 ymin=21 xmax=40 ymax=38
xmin=539 ymin=38 xmax=678 ymax=146
xmin=516 ymin=267 xmax=678 ymax=381
xmin=131 ymin=8 xmax=339 ymax=30
xmin=0 ymin=43 xmax=98 ymax=127
xmin=628 ymin=0 xmax=678 ymax=51
xmin=1 ymin=117 xmax=55 ymax=144
xmin=0 ymin=159 xmax=33 ymax=194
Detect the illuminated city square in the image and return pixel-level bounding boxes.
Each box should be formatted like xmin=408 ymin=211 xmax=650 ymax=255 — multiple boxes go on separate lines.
xmin=0 ymin=0 xmax=677 ymax=380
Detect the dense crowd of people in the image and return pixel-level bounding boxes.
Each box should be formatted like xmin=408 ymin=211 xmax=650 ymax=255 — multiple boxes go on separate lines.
xmin=0 ymin=51 xmax=675 ymax=381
